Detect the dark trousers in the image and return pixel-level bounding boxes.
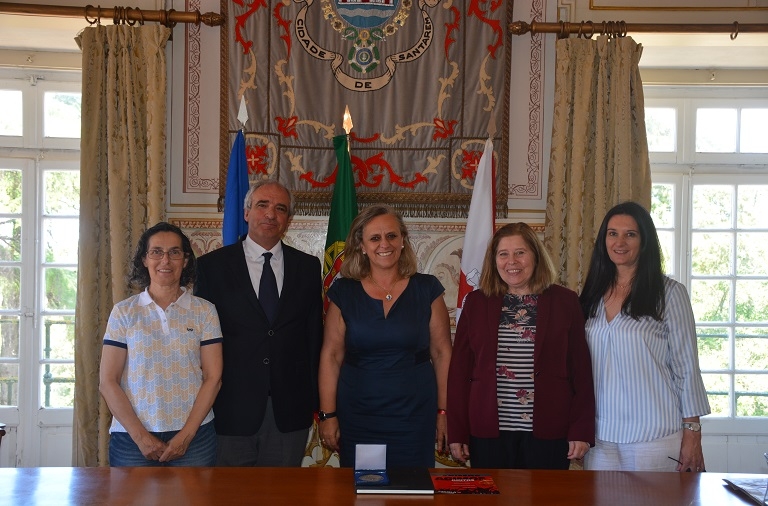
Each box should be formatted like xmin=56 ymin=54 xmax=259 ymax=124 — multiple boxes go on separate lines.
xmin=216 ymin=397 xmax=309 ymax=467
xmin=470 ymin=430 xmax=570 ymax=470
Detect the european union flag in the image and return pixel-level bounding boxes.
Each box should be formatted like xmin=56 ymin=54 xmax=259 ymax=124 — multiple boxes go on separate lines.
xmin=222 ymin=130 xmax=248 ymax=246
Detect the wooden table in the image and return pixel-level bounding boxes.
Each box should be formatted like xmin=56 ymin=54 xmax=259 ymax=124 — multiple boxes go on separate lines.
xmin=0 ymin=466 xmax=764 ymax=505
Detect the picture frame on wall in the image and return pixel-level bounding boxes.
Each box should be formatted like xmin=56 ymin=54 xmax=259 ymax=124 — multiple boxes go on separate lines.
xmin=590 ymin=0 xmax=768 ymax=9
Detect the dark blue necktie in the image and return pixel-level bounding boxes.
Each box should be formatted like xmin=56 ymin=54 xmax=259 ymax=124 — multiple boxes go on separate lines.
xmin=259 ymin=252 xmax=279 ymax=323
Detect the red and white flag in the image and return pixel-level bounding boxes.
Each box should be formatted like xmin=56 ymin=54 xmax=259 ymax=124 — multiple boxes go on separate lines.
xmin=456 ymin=138 xmax=495 ymax=324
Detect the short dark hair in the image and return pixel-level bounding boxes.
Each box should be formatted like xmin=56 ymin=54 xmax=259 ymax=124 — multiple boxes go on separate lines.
xmin=243 ymin=179 xmax=295 ymax=217
xmin=479 ymin=222 xmax=556 ymax=297
xmin=580 ymin=201 xmax=666 ymax=320
xmin=128 ymin=222 xmax=196 ymax=290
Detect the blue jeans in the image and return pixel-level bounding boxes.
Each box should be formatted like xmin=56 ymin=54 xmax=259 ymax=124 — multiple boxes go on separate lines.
xmin=109 ymin=420 xmax=217 ymax=467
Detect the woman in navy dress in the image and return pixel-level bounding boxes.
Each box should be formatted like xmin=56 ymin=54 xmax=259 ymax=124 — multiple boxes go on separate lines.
xmin=318 ymin=204 xmax=453 ymax=468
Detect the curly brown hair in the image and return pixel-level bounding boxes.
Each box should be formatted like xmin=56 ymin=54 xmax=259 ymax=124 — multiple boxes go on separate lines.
xmin=128 ymin=222 xmax=196 ymax=290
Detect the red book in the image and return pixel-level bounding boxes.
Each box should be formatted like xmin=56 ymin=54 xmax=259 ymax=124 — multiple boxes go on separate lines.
xmin=430 ymin=474 xmax=500 ymax=495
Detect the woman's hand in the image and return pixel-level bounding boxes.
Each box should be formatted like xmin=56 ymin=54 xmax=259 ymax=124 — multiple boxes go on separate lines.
xmin=318 ymin=302 xmax=344 ymax=454
xmin=134 ymin=431 xmax=168 ymax=461
xmin=435 ymin=413 xmax=448 ymax=454
xmin=567 ymin=441 xmax=590 ymax=460
xmin=449 ymin=443 xmax=470 ymax=465
xmin=159 ymin=430 xmax=194 ymax=462
xmin=319 ymin=418 xmax=341 ymax=452
xmin=678 ymin=429 xmax=705 ymax=472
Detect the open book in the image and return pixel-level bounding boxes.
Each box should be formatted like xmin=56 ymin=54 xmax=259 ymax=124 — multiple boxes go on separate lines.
xmin=723 ymin=477 xmax=768 ymax=505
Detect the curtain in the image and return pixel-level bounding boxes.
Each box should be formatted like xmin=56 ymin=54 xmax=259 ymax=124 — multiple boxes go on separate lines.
xmin=545 ymin=35 xmax=651 ymax=292
xmin=72 ymin=24 xmax=171 ymax=467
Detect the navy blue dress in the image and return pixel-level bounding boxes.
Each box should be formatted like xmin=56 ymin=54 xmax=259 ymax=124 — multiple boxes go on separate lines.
xmin=327 ymin=273 xmax=444 ymax=468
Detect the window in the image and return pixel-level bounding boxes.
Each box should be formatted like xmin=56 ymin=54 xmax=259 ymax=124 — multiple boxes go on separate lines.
xmin=647 ymin=89 xmax=768 ymax=423
xmin=41 ymin=169 xmax=79 ymax=407
xmin=645 ymin=107 xmax=676 ymax=153
xmin=0 ymin=72 xmax=80 ymax=458
xmin=0 ymin=89 xmax=23 ymax=136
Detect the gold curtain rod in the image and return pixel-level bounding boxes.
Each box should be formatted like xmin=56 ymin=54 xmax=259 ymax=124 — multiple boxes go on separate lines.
xmin=510 ymin=20 xmax=768 ymax=39
xmin=0 ymin=2 xmax=223 ymax=27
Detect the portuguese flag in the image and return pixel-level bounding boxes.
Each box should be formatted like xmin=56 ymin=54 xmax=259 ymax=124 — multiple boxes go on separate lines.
xmin=323 ymin=134 xmax=358 ymax=313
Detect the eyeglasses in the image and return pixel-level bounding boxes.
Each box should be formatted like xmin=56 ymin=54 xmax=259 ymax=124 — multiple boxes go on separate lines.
xmin=146 ymin=248 xmax=186 ymax=260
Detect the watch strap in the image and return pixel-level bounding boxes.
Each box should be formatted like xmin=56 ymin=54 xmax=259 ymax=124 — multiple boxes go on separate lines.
xmin=318 ymin=410 xmax=337 ymax=421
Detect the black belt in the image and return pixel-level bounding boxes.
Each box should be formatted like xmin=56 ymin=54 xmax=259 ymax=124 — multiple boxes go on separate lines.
xmin=344 ymin=349 xmax=430 ymax=367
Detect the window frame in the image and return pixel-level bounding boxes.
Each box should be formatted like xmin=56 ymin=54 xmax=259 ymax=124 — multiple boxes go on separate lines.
xmin=0 ymin=70 xmax=80 ymax=433
xmin=37 ymin=80 xmax=82 ymax=151
xmin=646 ymin=88 xmax=768 ymax=434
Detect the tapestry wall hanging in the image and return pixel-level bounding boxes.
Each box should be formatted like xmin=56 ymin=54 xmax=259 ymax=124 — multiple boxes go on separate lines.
xmin=222 ymin=0 xmax=512 ymax=218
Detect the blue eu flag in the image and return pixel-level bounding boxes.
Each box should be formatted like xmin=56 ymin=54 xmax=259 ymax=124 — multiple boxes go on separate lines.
xmin=222 ymin=130 xmax=248 ymax=246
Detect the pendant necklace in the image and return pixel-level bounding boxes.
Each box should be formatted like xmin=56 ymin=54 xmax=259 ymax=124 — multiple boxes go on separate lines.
xmin=369 ymin=276 xmax=400 ymax=301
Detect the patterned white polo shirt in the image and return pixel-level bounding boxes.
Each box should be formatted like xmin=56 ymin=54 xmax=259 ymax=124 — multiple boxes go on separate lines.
xmin=103 ymin=287 xmax=223 ymax=433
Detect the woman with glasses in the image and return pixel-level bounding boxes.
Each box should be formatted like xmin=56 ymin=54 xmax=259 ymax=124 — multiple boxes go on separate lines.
xmin=99 ymin=222 xmax=223 ymax=466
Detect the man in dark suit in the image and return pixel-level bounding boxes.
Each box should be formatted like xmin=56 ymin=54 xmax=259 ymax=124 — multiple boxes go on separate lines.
xmin=195 ymin=180 xmax=323 ymax=466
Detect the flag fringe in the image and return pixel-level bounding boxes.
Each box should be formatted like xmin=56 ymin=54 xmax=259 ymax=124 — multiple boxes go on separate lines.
xmin=294 ymin=194 xmax=507 ymax=219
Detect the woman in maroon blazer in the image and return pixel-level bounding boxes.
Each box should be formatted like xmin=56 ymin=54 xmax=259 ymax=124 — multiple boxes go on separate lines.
xmin=447 ymin=223 xmax=595 ymax=469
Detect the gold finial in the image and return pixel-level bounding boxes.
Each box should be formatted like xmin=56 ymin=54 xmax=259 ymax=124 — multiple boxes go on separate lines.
xmin=343 ymin=105 xmax=353 ymax=135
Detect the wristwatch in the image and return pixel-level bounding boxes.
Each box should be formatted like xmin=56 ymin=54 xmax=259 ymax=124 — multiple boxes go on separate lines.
xmin=318 ymin=410 xmax=337 ymax=422
xmin=682 ymin=422 xmax=702 ymax=432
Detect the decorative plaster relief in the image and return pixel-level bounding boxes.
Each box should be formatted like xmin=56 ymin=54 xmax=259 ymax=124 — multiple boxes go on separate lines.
xmin=170 ymin=218 xmax=544 ymax=323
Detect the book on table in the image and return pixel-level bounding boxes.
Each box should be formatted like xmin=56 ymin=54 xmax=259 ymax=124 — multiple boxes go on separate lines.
xmin=353 ymin=444 xmax=434 ymax=495
xmin=722 ymin=477 xmax=768 ymax=505
xmin=355 ymin=467 xmax=435 ymax=495
xmin=431 ymin=473 xmax=500 ymax=495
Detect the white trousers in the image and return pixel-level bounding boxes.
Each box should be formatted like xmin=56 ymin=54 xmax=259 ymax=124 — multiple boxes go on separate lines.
xmin=584 ymin=431 xmax=683 ymax=471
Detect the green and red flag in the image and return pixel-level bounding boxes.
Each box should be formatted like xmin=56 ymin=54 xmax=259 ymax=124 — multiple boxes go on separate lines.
xmin=323 ymin=134 xmax=358 ymax=313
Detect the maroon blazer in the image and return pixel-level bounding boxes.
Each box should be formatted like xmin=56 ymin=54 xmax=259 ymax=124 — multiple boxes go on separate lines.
xmin=447 ymin=284 xmax=595 ymax=445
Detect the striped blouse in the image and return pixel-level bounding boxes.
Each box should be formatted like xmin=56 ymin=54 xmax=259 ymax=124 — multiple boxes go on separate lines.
xmin=496 ymin=293 xmax=537 ymax=432
xmin=585 ymin=277 xmax=711 ymax=444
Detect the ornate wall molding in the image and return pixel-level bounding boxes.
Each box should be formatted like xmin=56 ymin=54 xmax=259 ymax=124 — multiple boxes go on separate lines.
xmin=170 ymin=217 xmax=544 ymax=320
xmin=510 ymin=0 xmax=545 ymax=199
